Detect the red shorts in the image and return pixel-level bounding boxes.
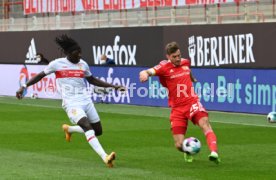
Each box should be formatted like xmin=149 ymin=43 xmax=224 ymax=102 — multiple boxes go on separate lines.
xmin=170 ymin=101 xmax=208 ymax=135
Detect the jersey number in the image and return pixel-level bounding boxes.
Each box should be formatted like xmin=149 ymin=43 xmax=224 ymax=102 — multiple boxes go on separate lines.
xmin=190 ymin=102 xmax=205 ymax=117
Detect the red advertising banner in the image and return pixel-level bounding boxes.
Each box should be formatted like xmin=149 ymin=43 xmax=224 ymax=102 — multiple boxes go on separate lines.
xmin=23 ymin=0 xmax=253 ymax=14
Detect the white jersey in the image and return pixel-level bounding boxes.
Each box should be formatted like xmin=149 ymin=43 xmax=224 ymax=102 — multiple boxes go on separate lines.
xmin=44 ymin=57 xmax=92 ymax=107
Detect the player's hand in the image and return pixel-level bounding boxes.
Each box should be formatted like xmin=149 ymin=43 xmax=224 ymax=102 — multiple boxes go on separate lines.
xmin=139 ymin=70 xmax=149 ymax=82
xmin=16 ymin=87 xmax=25 ymax=99
xmin=114 ymin=85 xmax=126 ymax=92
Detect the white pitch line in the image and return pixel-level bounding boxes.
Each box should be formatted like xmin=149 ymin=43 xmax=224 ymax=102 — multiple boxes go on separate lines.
xmin=211 ymin=120 xmax=276 ymax=128
xmin=111 ymin=104 xmax=266 ymax=117
xmin=209 ymin=110 xmax=266 ymax=117
xmin=0 ymin=101 xmax=59 ymax=109
xmin=0 ymin=100 xmax=275 ymax=128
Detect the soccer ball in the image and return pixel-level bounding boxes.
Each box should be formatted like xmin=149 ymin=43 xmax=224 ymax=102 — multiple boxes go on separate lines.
xmin=31 ymin=93 xmax=38 ymax=99
xmin=182 ymin=137 xmax=201 ymax=155
xmin=267 ymin=112 xmax=276 ymax=123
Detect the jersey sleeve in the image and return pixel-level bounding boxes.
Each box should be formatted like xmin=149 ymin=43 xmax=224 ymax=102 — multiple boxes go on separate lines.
xmin=83 ymin=61 xmax=92 ymax=77
xmin=153 ymin=60 xmax=167 ymax=76
xmin=44 ymin=60 xmax=56 ymax=75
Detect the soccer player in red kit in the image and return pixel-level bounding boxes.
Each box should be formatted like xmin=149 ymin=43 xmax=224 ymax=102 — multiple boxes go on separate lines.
xmin=139 ymin=42 xmax=220 ymax=164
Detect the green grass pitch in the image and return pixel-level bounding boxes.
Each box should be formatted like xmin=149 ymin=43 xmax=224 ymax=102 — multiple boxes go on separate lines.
xmin=0 ymin=96 xmax=276 ymax=179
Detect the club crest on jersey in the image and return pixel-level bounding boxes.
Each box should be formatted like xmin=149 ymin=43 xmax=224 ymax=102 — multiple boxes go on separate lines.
xmin=71 ymin=109 xmax=77 ymax=116
xmin=77 ymin=64 xmax=83 ymax=70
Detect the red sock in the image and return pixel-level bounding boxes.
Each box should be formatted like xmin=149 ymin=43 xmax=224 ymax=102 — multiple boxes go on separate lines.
xmin=205 ymin=130 xmax=218 ymax=152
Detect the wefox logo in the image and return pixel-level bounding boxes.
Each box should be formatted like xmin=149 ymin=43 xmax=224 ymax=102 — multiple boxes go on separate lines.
xmin=25 ymin=38 xmax=38 ymax=63
xmin=92 ymin=68 xmax=131 ymax=103
xmin=188 ymin=34 xmax=255 ymax=67
xmin=92 ymin=35 xmax=137 ymax=65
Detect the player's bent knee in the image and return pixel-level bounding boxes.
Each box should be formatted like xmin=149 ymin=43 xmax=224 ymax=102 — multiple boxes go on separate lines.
xmin=91 ymin=122 xmax=103 ymax=136
xmin=95 ymin=129 xmax=102 ymax=136
xmin=77 ymin=117 xmax=93 ymax=132
xmin=198 ymin=117 xmax=211 ymax=128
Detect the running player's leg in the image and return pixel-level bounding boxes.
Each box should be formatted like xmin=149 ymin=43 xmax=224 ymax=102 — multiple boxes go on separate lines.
xmin=64 ymin=106 xmax=114 ymax=167
xmin=192 ymin=106 xmax=220 ymax=164
xmin=91 ymin=122 xmax=102 ymax=136
xmin=63 ymin=122 xmax=102 ymax=137
xmin=170 ymin=106 xmax=193 ymax=162
xmin=62 ymin=124 xmax=83 ymax=142
xmin=197 ymin=116 xmax=220 ymax=164
xmin=62 ymin=103 xmax=102 ymax=140
xmin=77 ymin=117 xmax=115 ymax=167
xmin=86 ymin=103 xmax=102 ymax=136
xmin=85 ymin=103 xmax=115 ymax=167
xmin=62 ymin=107 xmax=85 ymax=142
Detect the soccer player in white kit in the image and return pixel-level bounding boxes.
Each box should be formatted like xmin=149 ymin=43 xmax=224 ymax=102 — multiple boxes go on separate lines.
xmin=16 ymin=35 xmax=124 ymax=168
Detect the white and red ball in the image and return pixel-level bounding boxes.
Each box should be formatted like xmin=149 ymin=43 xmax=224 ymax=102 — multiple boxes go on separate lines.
xmin=31 ymin=93 xmax=38 ymax=99
xmin=267 ymin=112 xmax=276 ymax=123
xmin=182 ymin=137 xmax=201 ymax=155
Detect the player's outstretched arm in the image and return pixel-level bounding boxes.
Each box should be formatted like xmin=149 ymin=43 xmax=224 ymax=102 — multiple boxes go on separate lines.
xmin=139 ymin=68 xmax=155 ymax=83
xmin=86 ymin=75 xmax=125 ymax=91
xmin=16 ymin=71 xmax=47 ymax=99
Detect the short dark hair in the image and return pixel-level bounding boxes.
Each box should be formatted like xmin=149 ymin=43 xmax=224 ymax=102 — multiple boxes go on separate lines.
xmin=55 ymin=34 xmax=81 ymax=54
xmin=165 ymin=42 xmax=180 ymax=55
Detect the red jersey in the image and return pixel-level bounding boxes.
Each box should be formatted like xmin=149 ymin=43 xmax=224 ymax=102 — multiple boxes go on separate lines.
xmin=153 ymin=59 xmax=198 ymax=107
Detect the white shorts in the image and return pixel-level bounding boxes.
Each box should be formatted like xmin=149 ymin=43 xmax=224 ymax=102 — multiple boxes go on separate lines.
xmin=64 ymin=103 xmax=100 ymax=124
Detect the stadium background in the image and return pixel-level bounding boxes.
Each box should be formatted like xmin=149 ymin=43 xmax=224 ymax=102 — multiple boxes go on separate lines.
xmin=0 ymin=0 xmax=275 ymax=114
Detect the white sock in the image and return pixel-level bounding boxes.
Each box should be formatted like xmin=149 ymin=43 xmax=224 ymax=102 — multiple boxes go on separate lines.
xmin=85 ymin=130 xmax=107 ymax=161
xmin=68 ymin=125 xmax=84 ymax=133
